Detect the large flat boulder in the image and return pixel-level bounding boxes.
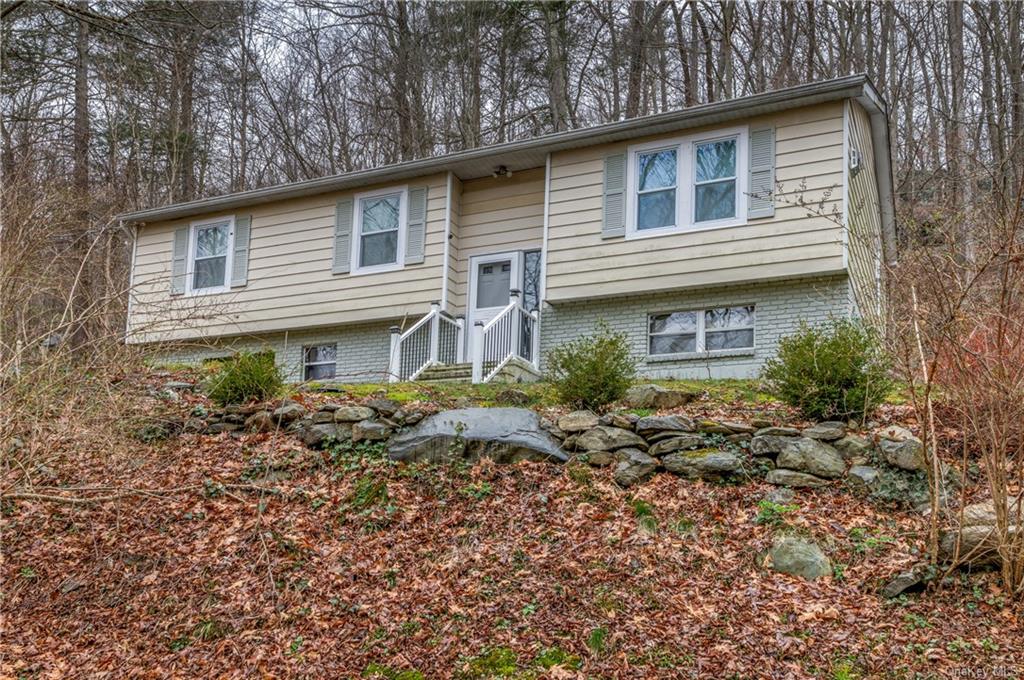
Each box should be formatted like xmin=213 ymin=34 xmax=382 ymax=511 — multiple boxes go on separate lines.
xmin=802 ymin=421 xmax=846 ymax=441
xmin=648 ymin=434 xmax=706 ymax=457
xmin=576 ymin=425 xmax=647 ymax=452
xmin=388 ymin=408 xmax=566 ymax=464
xmin=750 ymin=434 xmax=796 ymax=457
xmin=776 ymin=438 xmax=846 ymax=479
xmin=879 ymin=436 xmax=926 ymax=471
xmin=769 ymin=536 xmax=832 ymax=580
xmin=662 ymin=448 xmax=741 ymax=480
xmin=623 ymin=384 xmax=697 ymax=410
xmin=557 ymin=410 xmax=599 ymax=433
xmin=613 ymin=449 xmax=658 ymax=487
xmin=635 ymin=415 xmax=696 ymax=436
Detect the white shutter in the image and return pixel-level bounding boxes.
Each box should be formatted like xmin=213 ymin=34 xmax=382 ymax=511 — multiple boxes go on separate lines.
xmin=332 ymin=198 xmax=354 ymax=274
xmin=170 ymin=227 xmax=188 ymax=295
xmin=230 ymin=215 xmax=251 ymax=287
xmin=405 ymin=186 xmax=427 ymax=265
xmin=748 ymin=127 xmax=775 ymax=219
xmin=602 ymin=153 xmax=626 ymax=238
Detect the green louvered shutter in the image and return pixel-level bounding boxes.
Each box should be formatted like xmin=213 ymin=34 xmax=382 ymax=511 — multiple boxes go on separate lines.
xmin=405 ymin=186 xmax=427 ymax=265
xmin=602 ymin=153 xmax=626 ymax=238
xmin=230 ymin=215 xmax=251 ymax=287
xmin=748 ymin=127 xmax=775 ymax=219
xmin=332 ymin=197 xmax=354 ymax=274
xmin=170 ymin=227 xmax=188 ymax=295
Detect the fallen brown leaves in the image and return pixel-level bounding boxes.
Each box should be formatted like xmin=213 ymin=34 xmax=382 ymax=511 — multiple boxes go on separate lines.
xmin=1 ymin=383 xmax=1021 ymax=678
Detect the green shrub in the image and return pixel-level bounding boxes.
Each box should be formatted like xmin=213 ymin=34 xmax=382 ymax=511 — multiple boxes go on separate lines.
xmin=762 ymin=318 xmax=892 ymax=422
xmin=545 ymin=322 xmax=636 ymax=410
xmin=204 ymin=351 xmax=283 ymax=406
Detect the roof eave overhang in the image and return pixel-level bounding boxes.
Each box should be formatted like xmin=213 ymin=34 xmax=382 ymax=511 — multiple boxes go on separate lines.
xmin=121 ymin=74 xmax=875 ymax=224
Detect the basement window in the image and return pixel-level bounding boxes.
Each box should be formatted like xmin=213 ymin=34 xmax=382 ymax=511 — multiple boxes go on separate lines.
xmin=303 ymin=344 xmax=337 ymax=381
xmin=648 ymin=305 xmax=755 ymax=356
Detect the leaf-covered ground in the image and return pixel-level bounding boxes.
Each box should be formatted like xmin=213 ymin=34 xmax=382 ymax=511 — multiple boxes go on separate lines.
xmin=2 ymin=379 xmax=1020 ymax=679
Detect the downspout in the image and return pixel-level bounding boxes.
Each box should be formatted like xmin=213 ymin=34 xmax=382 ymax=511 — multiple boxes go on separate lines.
xmin=841 ymin=100 xmax=850 ymax=272
xmin=539 ymin=152 xmax=552 ymax=306
xmin=441 ymin=170 xmax=453 ymax=311
xmin=123 ymin=218 xmax=138 ymax=343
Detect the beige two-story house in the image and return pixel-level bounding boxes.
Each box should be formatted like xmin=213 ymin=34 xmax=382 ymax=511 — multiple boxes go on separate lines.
xmin=123 ymin=75 xmax=894 ymax=384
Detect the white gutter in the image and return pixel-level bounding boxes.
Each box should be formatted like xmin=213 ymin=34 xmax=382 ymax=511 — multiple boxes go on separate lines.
xmin=539 ymin=153 xmax=552 ymax=306
xmin=120 ymin=75 xmax=874 ymax=224
xmin=441 ymin=170 xmax=453 ymax=310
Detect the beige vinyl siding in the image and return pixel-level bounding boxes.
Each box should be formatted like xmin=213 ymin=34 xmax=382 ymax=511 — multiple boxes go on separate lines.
xmin=450 ymin=167 xmax=546 ymax=315
xmin=128 ymin=173 xmax=448 ymax=342
xmin=545 ymin=102 xmax=847 ymax=302
xmin=846 ymin=100 xmax=883 ymax=324
xmin=444 ymin=175 xmax=462 ymax=312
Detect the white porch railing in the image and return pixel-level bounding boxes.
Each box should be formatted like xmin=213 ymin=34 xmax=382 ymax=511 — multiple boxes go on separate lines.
xmin=471 ymin=289 xmax=540 ymax=383
xmin=388 ymin=302 xmax=464 ymax=382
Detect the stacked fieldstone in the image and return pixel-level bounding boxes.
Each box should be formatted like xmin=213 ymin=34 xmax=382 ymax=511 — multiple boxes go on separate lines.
xmin=169 ymin=383 xmax=950 ymax=508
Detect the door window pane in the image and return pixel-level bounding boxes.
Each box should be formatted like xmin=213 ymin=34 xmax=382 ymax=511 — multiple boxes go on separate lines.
xmin=523 ymin=250 xmax=542 ymax=311
xmin=477 ymin=260 xmax=512 ymax=308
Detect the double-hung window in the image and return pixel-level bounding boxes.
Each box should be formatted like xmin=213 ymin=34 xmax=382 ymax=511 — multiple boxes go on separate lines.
xmin=352 ymin=187 xmax=407 ymax=274
xmin=188 ymin=217 xmax=234 ymax=294
xmin=648 ymin=305 xmax=755 ymax=357
xmin=626 ymin=126 xmax=747 ymax=237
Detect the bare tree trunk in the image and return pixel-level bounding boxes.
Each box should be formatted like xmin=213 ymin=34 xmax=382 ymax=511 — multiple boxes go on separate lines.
xmin=542 ymin=2 xmax=571 ymax=131
xmin=70 ymin=0 xmax=91 ymax=349
xmin=671 ymin=2 xmax=693 ymax=106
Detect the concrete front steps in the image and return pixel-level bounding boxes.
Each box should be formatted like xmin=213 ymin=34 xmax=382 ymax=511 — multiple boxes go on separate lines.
xmin=416 ymin=363 xmax=473 ymax=383
xmin=415 ymin=357 xmax=542 ymax=384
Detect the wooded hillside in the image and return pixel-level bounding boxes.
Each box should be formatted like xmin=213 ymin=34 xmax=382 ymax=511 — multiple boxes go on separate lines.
xmin=2 ymin=1 xmax=1022 ymax=351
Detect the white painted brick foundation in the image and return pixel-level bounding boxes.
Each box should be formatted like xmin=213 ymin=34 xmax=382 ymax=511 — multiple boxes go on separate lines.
xmin=539 ymin=274 xmax=851 ymax=380
xmin=153 ymin=320 xmax=395 ymax=383
xmin=153 ymin=275 xmax=850 ymax=383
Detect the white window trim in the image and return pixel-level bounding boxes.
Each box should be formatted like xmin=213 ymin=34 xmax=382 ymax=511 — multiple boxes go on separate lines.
xmin=647 ymin=304 xmax=756 ymax=359
xmin=625 ymin=126 xmax=749 ymax=240
xmin=186 ymin=214 xmax=235 ymax=296
xmin=351 ymin=185 xmax=408 ymax=276
xmin=303 ymin=344 xmax=338 ymax=380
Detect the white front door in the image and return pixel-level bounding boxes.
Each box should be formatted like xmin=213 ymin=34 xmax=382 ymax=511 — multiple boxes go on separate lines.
xmin=467 ymin=251 xmax=522 ymax=358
